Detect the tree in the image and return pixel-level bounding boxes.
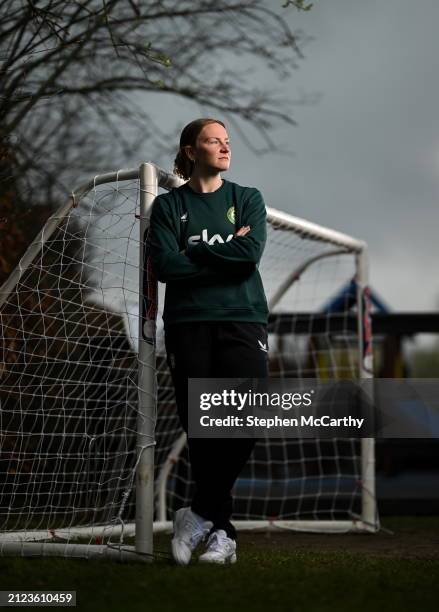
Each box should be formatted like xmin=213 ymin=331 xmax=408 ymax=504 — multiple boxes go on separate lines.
xmin=0 ymin=0 xmax=311 ymax=207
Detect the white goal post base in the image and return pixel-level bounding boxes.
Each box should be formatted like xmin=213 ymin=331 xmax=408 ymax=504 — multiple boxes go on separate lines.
xmin=153 ymin=520 xmax=377 ymax=534
xmin=0 ymin=542 xmax=150 ymax=562
xmin=0 ymin=516 xmax=377 ymax=562
xmin=0 ymin=517 xmax=376 ymax=543
xmin=0 ymin=516 xmax=377 ymax=560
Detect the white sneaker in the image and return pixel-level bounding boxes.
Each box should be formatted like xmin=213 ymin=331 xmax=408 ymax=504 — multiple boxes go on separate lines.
xmin=198 ymin=529 xmax=237 ymax=565
xmin=171 ymin=507 xmax=213 ymax=565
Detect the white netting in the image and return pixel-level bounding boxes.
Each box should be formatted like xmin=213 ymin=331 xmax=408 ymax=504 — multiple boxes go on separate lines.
xmin=0 ymin=171 xmax=375 ymax=553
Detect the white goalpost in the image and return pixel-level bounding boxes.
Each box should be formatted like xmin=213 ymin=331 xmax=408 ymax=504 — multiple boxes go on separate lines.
xmin=0 ymin=162 xmax=378 ymax=562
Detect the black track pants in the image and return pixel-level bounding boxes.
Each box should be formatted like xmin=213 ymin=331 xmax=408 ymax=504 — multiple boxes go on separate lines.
xmin=164 ymin=321 xmax=269 ymax=540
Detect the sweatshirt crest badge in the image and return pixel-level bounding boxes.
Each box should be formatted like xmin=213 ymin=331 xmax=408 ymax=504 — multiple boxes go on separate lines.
xmin=226 ymin=205 xmax=235 ymax=225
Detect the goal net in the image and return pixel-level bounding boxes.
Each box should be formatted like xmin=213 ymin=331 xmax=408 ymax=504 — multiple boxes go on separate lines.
xmin=0 ymin=163 xmax=377 ymax=561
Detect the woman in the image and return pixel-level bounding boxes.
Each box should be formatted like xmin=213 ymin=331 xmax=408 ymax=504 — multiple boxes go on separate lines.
xmin=149 ymin=118 xmax=269 ymax=565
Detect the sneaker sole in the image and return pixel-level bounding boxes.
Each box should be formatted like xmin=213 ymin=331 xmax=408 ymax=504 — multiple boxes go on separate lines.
xmin=199 ymin=553 xmax=237 ymax=565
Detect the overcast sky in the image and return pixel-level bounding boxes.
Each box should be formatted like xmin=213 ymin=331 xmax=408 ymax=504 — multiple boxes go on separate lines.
xmin=139 ymin=0 xmax=439 ymax=313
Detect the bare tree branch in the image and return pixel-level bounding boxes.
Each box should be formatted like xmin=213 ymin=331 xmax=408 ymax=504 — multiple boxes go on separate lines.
xmin=0 ymin=0 xmax=315 ymax=209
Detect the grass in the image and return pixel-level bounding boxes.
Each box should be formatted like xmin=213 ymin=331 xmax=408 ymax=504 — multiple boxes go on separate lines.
xmin=1 ymin=517 xmax=438 ymax=612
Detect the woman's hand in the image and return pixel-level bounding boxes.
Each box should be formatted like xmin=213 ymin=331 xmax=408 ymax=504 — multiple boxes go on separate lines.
xmin=234 ymin=225 xmax=250 ymax=237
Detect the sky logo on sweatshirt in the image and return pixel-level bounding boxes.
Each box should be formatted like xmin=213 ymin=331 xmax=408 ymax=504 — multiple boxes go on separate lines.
xmin=188 ymin=229 xmax=234 ymax=245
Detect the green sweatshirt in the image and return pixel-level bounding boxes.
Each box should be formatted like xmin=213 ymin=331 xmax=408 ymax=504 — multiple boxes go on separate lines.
xmin=148 ymin=178 xmax=269 ymax=327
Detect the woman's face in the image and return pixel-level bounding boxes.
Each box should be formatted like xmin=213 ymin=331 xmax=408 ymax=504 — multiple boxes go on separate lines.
xmin=187 ymin=123 xmax=231 ymax=174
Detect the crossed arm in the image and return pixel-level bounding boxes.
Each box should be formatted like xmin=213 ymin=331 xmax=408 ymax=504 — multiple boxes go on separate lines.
xmin=148 ymin=189 xmax=267 ymax=284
